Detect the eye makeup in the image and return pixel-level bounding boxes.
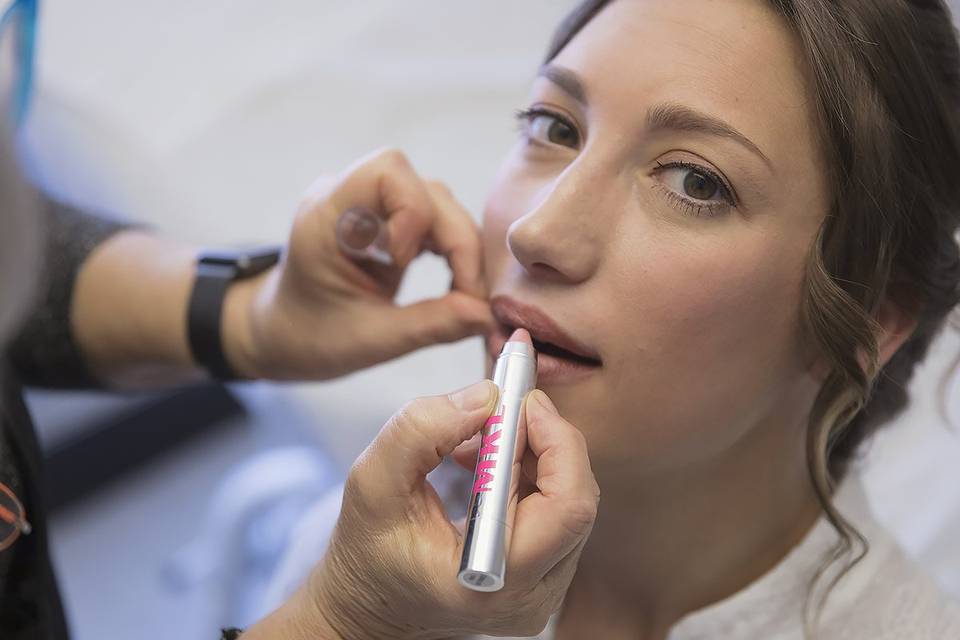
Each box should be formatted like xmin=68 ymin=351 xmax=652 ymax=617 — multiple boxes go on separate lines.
xmin=651 ymin=159 xmax=739 ymax=218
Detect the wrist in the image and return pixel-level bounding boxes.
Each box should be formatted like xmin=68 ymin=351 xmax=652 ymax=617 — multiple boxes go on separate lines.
xmin=241 ymin=589 xmax=344 ymax=640
xmin=220 ymin=274 xmax=266 ymax=380
xmin=309 ymin=557 xmax=423 ymax=640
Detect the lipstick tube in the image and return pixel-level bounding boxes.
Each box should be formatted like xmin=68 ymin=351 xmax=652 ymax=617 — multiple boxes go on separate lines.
xmin=458 ymin=330 xmax=537 ymax=592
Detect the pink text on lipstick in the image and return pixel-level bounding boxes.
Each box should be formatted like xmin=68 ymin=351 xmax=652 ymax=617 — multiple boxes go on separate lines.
xmin=472 ymin=414 xmax=503 ymax=495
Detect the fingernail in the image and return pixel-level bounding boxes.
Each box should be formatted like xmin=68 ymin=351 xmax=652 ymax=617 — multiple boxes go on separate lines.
xmin=450 ymin=380 xmax=495 ymax=411
xmin=530 ymin=389 xmax=558 ymax=415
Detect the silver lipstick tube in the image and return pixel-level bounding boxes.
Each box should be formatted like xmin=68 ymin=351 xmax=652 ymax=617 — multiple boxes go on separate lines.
xmin=458 ymin=339 xmax=537 ymax=592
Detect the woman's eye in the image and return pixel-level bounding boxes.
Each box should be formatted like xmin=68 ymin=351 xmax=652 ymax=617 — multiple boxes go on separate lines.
xmin=652 ymin=161 xmax=737 ymax=217
xmin=660 ymin=165 xmax=724 ymax=201
xmin=516 ymin=109 xmax=581 ymax=149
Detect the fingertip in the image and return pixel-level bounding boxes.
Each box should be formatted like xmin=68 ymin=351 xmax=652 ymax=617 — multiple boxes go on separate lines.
xmin=396 ymin=294 xmax=492 ymax=350
xmin=445 ymin=291 xmax=496 ymax=333
xmin=448 ymin=379 xmax=497 ymax=412
xmin=526 ymin=389 xmax=559 ymax=420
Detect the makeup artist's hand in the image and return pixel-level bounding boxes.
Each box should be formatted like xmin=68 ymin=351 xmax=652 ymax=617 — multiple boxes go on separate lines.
xmin=243 ymin=381 xmax=600 ymax=640
xmin=222 ymin=148 xmax=495 ymax=380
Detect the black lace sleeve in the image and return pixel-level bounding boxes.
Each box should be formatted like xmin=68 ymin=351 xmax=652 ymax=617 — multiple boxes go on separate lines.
xmin=8 ymin=194 xmax=135 ymax=388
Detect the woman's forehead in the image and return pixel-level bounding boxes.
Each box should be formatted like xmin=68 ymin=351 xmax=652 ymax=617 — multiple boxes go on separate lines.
xmin=547 ymin=0 xmax=818 ymax=170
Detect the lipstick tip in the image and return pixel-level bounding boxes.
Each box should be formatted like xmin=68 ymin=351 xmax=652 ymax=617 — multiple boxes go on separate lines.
xmin=507 ymin=328 xmax=533 ymax=346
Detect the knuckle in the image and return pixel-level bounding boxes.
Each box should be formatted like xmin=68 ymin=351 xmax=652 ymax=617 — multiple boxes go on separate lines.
xmin=392 ymin=399 xmax=440 ymax=451
xmin=291 ymin=196 xmax=321 ymax=231
xmin=428 ymin=179 xmax=453 ymax=197
xmin=450 ymin=226 xmax=482 ymax=255
xmin=391 ymin=400 xmax=424 ymax=434
xmin=565 ymin=426 xmax=591 ymax=458
xmin=570 ymin=424 xmax=589 ymax=449
xmin=344 ymin=454 xmax=374 ymax=503
xmin=376 ymin=147 xmax=412 ymax=169
xmin=563 ymin=495 xmax=599 ymax=536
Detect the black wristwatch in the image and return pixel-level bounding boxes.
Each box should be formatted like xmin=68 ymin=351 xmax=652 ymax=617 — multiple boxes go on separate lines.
xmin=187 ymin=246 xmax=282 ymax=380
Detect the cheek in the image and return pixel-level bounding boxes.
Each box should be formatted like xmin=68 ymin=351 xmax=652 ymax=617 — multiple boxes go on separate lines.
xmin=592 ymin=229 xmax=814 ymax=466
xmin=649 ymin=241 xmax=805 ymax=360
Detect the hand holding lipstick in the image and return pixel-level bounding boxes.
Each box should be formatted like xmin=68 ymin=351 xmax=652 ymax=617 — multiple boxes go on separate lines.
xmin=243 ymin=381 xmax=599 ymax=640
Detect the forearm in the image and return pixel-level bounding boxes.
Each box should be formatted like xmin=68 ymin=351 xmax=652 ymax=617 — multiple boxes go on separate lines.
xmin=69 ymin=230 xmax=205 ymax=387
xmin=71 ymin=226 xmax=269 ymax=388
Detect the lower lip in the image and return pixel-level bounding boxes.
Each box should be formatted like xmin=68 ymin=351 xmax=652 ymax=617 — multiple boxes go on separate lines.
xmin=486 ymin=333 xmax=601 ymax=384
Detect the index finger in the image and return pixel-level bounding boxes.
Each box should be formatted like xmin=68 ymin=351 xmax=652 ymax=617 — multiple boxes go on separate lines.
xmin=350 ymin=381 xmax=500 ymax=503
xmin=423 ymin=180 xmax=486 ymax=299
xmin=325 ymin=150 xmax=486 ymax=298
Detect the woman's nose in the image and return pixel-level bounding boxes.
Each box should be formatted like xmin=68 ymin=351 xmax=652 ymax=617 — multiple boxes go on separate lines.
xmin=507 ymin=167 xmax=607 ymax=284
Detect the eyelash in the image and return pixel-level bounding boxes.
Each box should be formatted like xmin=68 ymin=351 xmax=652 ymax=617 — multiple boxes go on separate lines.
xmin=514 ymin=107 xmax=581 ymax=147
xmin=512 ymin=108 xmax=738 ymax=218
xmin=653 ymin=160 xmax=738 ymax=218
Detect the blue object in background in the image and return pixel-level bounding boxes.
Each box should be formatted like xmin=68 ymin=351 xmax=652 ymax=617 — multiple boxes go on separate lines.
xmin=0 ymin=0 xmax=38 ymax=127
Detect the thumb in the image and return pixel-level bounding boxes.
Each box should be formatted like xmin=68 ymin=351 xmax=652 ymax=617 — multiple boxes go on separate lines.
xmin=388 ymin=292 xmax=495 ymax=353
xmin=508 ymin=390 xmax=599 ymax=586
xmin=354 ymin=381 xmax=499 ymax=502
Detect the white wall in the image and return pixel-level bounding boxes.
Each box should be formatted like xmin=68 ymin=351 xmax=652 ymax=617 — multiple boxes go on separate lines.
xmin=23 ymin=0 xmax=579 ymax=466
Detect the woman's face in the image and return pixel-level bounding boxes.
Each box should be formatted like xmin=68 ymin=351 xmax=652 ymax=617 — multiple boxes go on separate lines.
xmin=483 ymin=0 xmax=829 ymax=479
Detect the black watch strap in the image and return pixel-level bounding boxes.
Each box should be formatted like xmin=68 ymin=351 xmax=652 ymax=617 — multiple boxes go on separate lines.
xmin=188 ymin=261 xmax=240 ymax=380
xmin=187 ymin=247 xmax=281 ymax=381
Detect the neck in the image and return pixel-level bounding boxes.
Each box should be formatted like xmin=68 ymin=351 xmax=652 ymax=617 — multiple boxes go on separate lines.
xmin=556 ymin=412 xmax=822 ymax=640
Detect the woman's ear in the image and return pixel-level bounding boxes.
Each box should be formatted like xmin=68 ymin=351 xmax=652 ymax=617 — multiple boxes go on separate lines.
xmin=800 ymin=295 xmax=919 ymax=383
xmin=875 ymin=297 xmax=919 ymax=368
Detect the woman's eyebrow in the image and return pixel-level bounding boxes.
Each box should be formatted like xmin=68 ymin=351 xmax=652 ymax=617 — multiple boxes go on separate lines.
xmin=646 ymin=102 xmax=773 ymax=169
xmin=538 ymin=65 xmax=773 ymax=170
xmin=537 ymin=64 xmax=588 ymax=107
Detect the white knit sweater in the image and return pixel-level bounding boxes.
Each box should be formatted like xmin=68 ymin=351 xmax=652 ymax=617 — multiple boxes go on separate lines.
xmin=471 ymin=479 xmax=960 ymax=640
xmin=265 ymin=475 xmax=960 ymax=639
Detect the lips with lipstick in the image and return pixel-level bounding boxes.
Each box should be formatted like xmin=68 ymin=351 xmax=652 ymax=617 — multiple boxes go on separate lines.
xmin=489 ymin=296 xmax=603 ymax=384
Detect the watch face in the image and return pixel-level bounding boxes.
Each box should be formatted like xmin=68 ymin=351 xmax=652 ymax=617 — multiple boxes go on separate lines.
xmin=199 ymin=245 xmax=282 ymax=278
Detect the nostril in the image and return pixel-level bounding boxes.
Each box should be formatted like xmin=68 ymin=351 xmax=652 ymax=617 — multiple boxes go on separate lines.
xmin=529 ymin=261 xmax=564 ymax=279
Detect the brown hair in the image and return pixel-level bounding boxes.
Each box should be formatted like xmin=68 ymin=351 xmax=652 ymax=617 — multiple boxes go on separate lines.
xmin=546 ymin=0 xmax=960 ymax=633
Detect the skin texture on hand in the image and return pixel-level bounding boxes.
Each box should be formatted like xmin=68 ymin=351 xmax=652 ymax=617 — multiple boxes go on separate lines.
xmin=246 ymin=382 xmax=598 ymax=640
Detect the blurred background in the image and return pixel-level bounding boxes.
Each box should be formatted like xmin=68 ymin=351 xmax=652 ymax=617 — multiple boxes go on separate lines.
xmin=14 ymin=1 xmax=960 ymax=638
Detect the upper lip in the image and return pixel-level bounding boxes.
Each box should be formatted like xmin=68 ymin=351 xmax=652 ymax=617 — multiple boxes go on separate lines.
xmin=490 ymin=295 xmax=601 ymax=363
